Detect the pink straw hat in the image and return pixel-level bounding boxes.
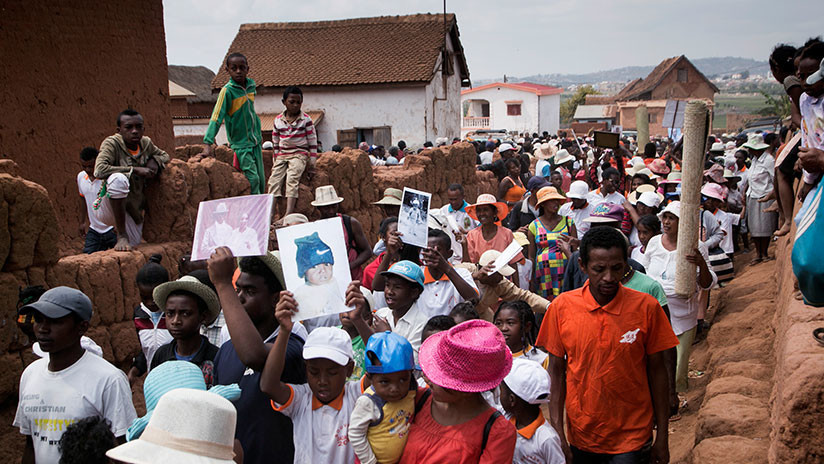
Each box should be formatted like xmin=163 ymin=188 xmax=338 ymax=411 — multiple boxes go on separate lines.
xmin=419 ymin=319 xmax=512 ymax=393
xmin=648 ymin=158 xmax=671 ymax=176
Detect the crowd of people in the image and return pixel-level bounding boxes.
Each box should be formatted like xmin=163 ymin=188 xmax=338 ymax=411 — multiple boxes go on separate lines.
xmin=15 ymin=39 xmax=824 ymax=464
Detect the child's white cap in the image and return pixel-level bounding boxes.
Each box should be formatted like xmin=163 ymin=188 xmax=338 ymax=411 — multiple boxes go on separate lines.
xmin=503 ymin=358 xmax=551 ymax=404
xmin=303 ymin=326 xmax=354 ymax=366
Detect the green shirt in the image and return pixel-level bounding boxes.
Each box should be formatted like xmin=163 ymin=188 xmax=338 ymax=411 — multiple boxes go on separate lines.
xmin=624 ymin=271 xmax=669 ymax=309
xmin=337 ymin=326 xmax=366 ymax=381
xmin=203 ymin=77 xmax=262 ymax=149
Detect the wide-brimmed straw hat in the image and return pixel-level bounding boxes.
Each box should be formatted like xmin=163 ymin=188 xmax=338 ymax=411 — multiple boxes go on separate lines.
xmin=742 ymin=133 xmax=769 ymax=151
xmin=238 ymin=251 xmax=286 ymax=289
xmin=701 ymin=183 xmax=726 ymax=201
xmin=373 ymin=188 xmax=403 ymax=206
xmin=637 ymin=167 xmax=659 ymax=180
xmin=311 ymin=185 xmax=344 ymax=207
xmin=627 ymin=184 xmax=663 ymax=206
xmin=709 ymin=142 xmax=726 ymax=153
xmin=535 ymin=142 xmax=556 ymax=160
xmin=723 ymin=168 xmax=741 ymax=181
xmin=553 ymin=149 xmax=574 ymax=165
xmin=465 ymin=194 xmax=508 ymax=222
xmin=107 ymin=389 xmax=237 ymax=464
xmin=535 ymin=186 xmax=565 ymax=207
xmin=626 ymin=158 xmax=647 ymax=176
xmin=648 ymin=158 xmax=670 ymax=176
xmin=419 ymin=319 xmax=512 ymax=392
xmin=153 ymin=275 xmax=221 ymax=326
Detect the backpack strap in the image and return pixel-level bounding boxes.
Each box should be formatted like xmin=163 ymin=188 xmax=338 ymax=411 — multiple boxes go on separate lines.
xmin=481 ymin=410 xmax=502 ymax=453
xmin=414 ymin=389 xmax=431 ymax=415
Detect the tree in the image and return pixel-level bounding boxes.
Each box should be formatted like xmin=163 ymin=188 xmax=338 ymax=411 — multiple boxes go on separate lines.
xmin=560 ymin=85 xmax=600 ymax=124
xmin=757 ymin=90 xmax=791 ymax=119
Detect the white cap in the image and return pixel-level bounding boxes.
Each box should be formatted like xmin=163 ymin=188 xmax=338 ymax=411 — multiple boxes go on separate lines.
xmin=503 ymin=358 xmax=551 ymax=404
xmin=262 ymin=141 xmax=274 ymax=150
xmin=638 ymin=191 xmax=662 ymax=208
xmin=303 ymin=326 xmax=354 ymax=366
xmin=498 ymin=143 xmax=515 ymax=153
xmin=566 ymin=180 xmax=589 ymax=199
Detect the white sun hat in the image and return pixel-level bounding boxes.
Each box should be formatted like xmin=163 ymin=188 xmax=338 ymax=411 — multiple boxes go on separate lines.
xmin=106 ymin=388 xmax=237 ymax=464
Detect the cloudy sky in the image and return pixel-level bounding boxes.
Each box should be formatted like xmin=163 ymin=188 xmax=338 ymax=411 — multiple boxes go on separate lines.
xmin=164 ymin=0 xmax=821 ymax=79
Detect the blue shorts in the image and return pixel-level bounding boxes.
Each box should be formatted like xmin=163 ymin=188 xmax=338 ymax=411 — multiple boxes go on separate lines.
xmin=83 ymin=228 xmax=117 ymax=254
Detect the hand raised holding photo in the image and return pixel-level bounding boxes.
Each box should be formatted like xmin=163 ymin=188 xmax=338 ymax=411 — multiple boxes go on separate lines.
xmin=208 ymin=246 xmax=237 ymax=284
xmin=275 ymin=290 xmax=298 ymax=332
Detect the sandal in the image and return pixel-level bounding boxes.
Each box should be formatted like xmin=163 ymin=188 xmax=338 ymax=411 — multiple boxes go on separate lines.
xmin=814 ymin=328 xmax=824 ymax=347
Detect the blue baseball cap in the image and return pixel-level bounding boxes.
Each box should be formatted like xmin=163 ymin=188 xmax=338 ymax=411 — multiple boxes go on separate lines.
xmin=365 ymin=331 xmax=418 ymax=374
xmin=380 ymin=260 xmax=424 ymax=290
xmin=19 ymin=286 xmax=93 ymax=321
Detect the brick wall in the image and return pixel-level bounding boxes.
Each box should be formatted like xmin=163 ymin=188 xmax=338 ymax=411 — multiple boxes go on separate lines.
xmin=0 ymin=0 xmax=174 ymax=252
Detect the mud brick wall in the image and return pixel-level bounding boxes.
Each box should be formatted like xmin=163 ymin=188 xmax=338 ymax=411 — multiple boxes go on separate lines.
xmin=0 ymin=0 xmax=174 ymax=250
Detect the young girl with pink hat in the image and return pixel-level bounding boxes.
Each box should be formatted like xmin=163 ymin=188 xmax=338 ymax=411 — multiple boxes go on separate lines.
xmin=399 ymin=319 xmax=517 ymax=463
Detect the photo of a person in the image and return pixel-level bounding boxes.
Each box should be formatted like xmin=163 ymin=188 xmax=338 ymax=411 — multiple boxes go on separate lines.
xmin=191 ymin=194 xmax=274 ymax=260
xmin=200 ymin=202 xmax=232 ymax=257
xmin=292 ymin=232 xmax=346 ymax=321
xmin=231 ymin=213 xmax=261 ymax=255
xmin=398 ymin=188 xmax=431 ymax=247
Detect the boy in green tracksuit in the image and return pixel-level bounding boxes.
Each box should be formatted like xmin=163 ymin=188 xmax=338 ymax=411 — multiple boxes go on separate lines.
xmin=199 ymin=52 xmax=265 ymax=194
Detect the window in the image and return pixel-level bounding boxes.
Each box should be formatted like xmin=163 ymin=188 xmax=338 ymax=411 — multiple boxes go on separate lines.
xmin=649 ymin=113 xmax=658 ymax=123
xmin=507 ymin=104 xmax=522 ymax=116
xmin=677 ymin=68 xmax=688 ymax=83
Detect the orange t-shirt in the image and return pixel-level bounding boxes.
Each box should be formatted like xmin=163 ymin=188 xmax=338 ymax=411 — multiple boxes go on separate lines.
xmin=535 ymin=282 xmax=678 ymax=454
xmin=466 ymin=226 xmax=523 ymax=265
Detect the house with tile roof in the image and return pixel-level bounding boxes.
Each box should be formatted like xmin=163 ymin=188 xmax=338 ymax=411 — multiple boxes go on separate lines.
xmin=594 ymin=55 xmax=718 ymax=138
xmin=460 ymin=82 xmax=562 ymax=138
xmin=211 ymin=13 xmax=470 ymax=149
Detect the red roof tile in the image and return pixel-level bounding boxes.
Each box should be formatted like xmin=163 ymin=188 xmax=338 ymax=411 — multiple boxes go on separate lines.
xmin=212 ymin=14 xmax=470 ymax=89
xmin=614 ymin=55 xmax=719 ymax=101
xmin=462 ymin=81 xmax=563 ymax=96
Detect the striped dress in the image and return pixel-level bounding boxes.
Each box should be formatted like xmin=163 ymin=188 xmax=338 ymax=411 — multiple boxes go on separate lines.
xmin=529 ymin=216 xmax=572 ymax=299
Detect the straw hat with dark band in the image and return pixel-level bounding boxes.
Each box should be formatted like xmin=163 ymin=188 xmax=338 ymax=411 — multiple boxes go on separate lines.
xmin=153 ymin=276 xmax=221 ymax=326
xmin=238 ymin=251 xmax=286 ymax=289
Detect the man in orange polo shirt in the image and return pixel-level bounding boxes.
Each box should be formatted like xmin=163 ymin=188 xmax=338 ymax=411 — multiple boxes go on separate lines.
xmin=536 ymin=227 xmax=677 ymax=464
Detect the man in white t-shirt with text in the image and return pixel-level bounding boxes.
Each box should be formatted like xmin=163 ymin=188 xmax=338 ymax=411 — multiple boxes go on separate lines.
xmin=14 ymin=287 xmax=136 ymax=464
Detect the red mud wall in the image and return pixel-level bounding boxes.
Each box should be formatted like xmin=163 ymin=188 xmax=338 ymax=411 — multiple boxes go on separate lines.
xmin=0 ymin=0 xmax=174 ymax=251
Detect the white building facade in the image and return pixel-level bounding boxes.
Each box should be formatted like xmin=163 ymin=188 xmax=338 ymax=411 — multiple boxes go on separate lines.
xmin=461 ymin=82 xmax=562 ymax=138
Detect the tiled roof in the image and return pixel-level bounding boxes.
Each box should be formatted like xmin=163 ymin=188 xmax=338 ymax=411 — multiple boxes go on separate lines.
xmin=462 ymin=81 xmax=563 ymax=96
xmin=614 ymin=55 xmax=719 ymax=101
xmin=169 ymin=65 xmax=217 ymax=103
xmin=212 ymin=14 xmax=470 ymax=89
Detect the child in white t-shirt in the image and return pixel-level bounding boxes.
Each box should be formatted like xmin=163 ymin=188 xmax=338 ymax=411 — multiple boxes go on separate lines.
xmin=500 ymin=358 xmax=565 ymax=464
xmin=261 ymin=296 xmax=364 ymax=464
xmin=77 ymin=147 xmax=117 ymax=253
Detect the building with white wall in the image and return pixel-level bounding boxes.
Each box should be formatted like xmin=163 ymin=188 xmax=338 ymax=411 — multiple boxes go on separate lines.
xmin=212 ymin=14 xmax=470 ymax=150
xmin=461 ymin=82 xmax=562 ymax=138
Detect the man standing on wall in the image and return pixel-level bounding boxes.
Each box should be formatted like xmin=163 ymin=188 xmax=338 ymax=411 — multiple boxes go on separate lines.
xmin=199 ymin=52 xmax=266 ymax=195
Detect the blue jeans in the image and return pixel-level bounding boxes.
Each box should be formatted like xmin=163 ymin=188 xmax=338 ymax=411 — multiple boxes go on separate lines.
xmin=83 ymin=228 xmax=117 ymax=254
xmin=571 ymin=442 xmax=652 ymax=464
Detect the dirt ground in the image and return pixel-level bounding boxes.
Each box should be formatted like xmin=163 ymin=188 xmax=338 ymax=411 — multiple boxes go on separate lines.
xmin=668 ymin=247 xmax=775 ymax=463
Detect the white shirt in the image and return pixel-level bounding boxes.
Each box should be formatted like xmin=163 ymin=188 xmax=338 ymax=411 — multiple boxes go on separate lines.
xmin=559 ymin=201 xmax=594 ymax=236
xmin=231 ymin=226 xmax=261 ymax=255
xmin=419 ymin=267 xmax=478 ymax=319
xmin=535 ymin=159 xmax=551 ymax=178
xmin=587 ymin=189 xmax=626 ymax=207
xmin=513 ymin=416 xmax=566 ymax=464
xmin=137 ymin=303 xmax=172 ymax=370
xmin=642 ymin=236 xmax=717 ymax=335
xmin=14 ymin=352 xmax=137 ymax=463
xmin=439 ymin=203 xmax=479 ymax=263
xmin=203 ymin=220 xmax=233 ymax=251
xmin=375 ymin=301 xmax=429 ymax=359
xmin=274 ymin=381 xmax=364 ymax=464
xmin=746 ymin=153 xmax=775 ymax=200
xmin=517 ymin=259 xmax=533 ymax=290
xmin=714 ymin=210 xmax=738 ymax=255
xmin=800 ymin=92 xmax=824 ymax=185
xmin=76 ymin=172 xmax=113 ymax=234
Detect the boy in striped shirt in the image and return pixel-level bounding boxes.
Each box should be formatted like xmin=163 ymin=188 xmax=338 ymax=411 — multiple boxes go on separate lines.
xmin=200 ymin=53 xmax=265 ymax=194
xmin=267 ymin=86 xmax=318 ymax=218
